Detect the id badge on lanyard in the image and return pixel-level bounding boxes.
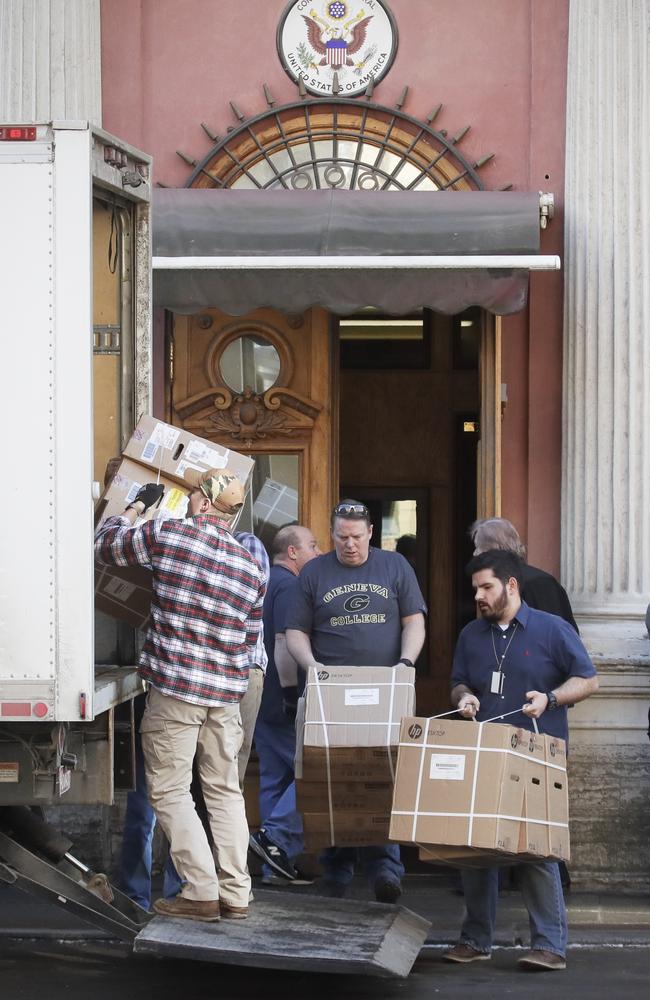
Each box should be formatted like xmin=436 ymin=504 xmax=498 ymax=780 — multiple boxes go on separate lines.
xmin=490 ymin=670 xmax=505 ymax=695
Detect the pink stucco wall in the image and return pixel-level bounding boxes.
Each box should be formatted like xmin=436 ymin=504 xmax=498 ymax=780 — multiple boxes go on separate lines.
xmin=101 ymin=0 xmax=569 ymax=574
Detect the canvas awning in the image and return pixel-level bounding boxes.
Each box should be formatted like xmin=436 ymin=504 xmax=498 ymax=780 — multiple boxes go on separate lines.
xmin=152 ymin=189 xmax=559 ymax=316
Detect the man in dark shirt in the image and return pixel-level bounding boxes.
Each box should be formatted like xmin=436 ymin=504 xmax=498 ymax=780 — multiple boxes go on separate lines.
xmin=444 ymin=549 xmax=598 ymax=971
xmin=249 ymin=524 xmax=321 ymax=884
xmin=470 ymin=518 xmax=578 ymax=631
xmin=285 ymin=500 xmax=427 ymax=902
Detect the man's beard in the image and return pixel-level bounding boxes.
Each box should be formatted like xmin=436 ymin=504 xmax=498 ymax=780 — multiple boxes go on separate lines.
xmin=478 ymin=583 xmax=509 ymax=623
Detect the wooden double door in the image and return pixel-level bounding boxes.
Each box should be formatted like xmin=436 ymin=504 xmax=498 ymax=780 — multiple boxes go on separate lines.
xmin=168 ymin=305 xmax=489 ymax=713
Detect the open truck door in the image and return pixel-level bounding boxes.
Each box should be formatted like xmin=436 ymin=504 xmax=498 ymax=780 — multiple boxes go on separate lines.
xmin=0 ymin=122 xmax=151 ymax=805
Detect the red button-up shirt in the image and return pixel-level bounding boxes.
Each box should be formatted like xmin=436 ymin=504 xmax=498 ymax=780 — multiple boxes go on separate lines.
xmin=95 ymin=514 xmax=266 ymax=706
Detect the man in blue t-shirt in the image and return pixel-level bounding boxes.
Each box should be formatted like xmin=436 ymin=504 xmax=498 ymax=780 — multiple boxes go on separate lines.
xmin=248 ymin=524 xmax=321 ymax=884
xmin=285 ymin=500 xmax=427 ymax=903
xmin=445 ymin=549 xmax=598 ymax=973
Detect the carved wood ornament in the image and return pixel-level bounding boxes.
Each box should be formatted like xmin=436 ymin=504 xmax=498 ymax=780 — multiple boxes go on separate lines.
xmin=174 ymin=385 xmax=322 ymax=450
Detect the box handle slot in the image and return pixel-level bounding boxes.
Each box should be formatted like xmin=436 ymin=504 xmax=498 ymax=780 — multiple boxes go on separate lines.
xmin=172 ymin=443 xmax=185 ymax=461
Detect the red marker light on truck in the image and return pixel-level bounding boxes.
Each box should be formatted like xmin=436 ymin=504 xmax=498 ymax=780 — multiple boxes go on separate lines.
xmin=33 ymin=703 xmax=49 ymax=718
xmin=0 ymin=126 xmax=37 ymax=141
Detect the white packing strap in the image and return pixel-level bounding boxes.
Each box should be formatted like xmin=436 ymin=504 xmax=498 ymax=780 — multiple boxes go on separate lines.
xmin=386 ymin=667 xmax=397 ymax=783
xmin=467 ymin=722 xmax=484 ymax=847
xmin=411 ymin=716 xmax=432 ymax=841
xmin=312 ymin=668 xmax=336 ymax=846
xmin=309 ymin=681 xmax=413 ymax=688
xmin=392 ymin=809 xmax=568 ymax=829
xmin=156 ymin=437 xmax=165 ymax=486
xmin=481 ymin=705 xmax=541 ymax=728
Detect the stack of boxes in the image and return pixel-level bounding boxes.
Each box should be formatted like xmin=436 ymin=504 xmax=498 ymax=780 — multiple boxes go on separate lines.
xmin=95 ymin=415 xmax=255 ymax=628
xmin=295 ymin=665 xmax=416 ymax=850
xmin=389 ymin=716 xmax=569 ymax=865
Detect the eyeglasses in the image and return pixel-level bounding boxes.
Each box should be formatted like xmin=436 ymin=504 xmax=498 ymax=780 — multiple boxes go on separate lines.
xmin=333 ymin=502 xmax=369 ymax=518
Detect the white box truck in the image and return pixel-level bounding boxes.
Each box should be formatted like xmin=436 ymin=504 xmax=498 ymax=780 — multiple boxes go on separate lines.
xmin=0 ymin=121 xmax=152 ymax=806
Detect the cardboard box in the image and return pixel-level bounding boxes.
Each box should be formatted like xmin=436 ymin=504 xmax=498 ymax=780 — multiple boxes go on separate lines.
xmin=94 ymin=416 xmax=256 ymax=627
xmin=297 ymin=780 xmax=393 ymax=813
xmin=296 ymin=746 xmax=398 ymax=783
xmin=389 ymin=717 xmax=569 ymax=862
xmin=295 ymin=665 xmax=415 ymax=849
xmin=545 ymin=736 xmax=570 ymax=860
xmin=298 ymin=665 xmax=416 ymax=749
xmin=302 ymin=811 xmax=391 ymax=850
xmin=123 ymin=415 xmax=254 ymax=493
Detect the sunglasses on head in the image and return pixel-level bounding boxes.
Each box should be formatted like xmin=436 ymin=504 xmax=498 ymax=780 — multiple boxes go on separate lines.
xmin=333 ymin=502 xmax=369 ymax=518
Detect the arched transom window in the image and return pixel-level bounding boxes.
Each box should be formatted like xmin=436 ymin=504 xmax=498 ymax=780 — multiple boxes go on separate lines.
xmin=185 ymin=98 xmax=491 ymax=193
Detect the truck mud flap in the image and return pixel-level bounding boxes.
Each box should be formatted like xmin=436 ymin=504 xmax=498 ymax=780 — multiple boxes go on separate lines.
xmin=133 ymin=888 xmax=430 ymax=978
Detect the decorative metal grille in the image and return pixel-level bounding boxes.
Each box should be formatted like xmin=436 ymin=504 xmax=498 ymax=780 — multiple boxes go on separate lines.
xmin=183 ymin=98 xmax=491 ymax=192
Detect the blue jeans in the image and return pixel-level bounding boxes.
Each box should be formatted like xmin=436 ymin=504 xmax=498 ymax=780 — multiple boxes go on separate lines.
xmin=320 ymin=845 xmax=404 ymax=887
xmin=460 ymin=862 xmax=568 ymax=957
xmin=119 ymin=698 xmax=182 ymax=909
xmin=255 ymin=717 xmax=304 ymax=872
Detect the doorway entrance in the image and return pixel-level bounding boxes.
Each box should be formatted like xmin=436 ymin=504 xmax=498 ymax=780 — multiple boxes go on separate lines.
xmin=338 ymin=308 xmax=482 ymax=712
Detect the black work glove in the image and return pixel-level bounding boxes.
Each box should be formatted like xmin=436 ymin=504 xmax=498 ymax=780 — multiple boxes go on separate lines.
xmin=281 ymin=686 xmax=299 ymax=722
xmin=133 ymin=483 xmax=165 ymax=512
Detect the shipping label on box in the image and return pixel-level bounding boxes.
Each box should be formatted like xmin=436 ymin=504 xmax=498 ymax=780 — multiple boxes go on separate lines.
xmin=300 ymin=665 xmax=415 ymax=749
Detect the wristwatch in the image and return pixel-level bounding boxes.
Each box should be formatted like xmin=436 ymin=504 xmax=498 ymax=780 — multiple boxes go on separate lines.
xmin=546 ymin=691 xmax=559 ymax=711
xmin=399 ymin=657 xmax=414 ymax=668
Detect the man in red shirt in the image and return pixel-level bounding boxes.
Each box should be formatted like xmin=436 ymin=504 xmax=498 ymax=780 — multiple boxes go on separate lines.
xmin=95 ymin=468 xmax=266 ymax=922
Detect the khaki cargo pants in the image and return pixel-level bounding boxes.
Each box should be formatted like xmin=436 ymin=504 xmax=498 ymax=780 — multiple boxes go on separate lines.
xmin=140 ymin=686 xmax=250 ymax=906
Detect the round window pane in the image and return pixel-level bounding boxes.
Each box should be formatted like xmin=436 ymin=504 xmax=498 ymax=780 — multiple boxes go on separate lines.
xmin=219 ymin=335 xmax=281 ymax=394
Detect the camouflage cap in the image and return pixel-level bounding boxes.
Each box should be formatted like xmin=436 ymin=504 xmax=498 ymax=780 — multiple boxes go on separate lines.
xmin=183 ymin=467 xmax=246 ymax=515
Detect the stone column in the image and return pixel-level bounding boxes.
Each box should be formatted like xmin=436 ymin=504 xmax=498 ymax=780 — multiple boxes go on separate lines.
xmin=563 ymin=0 xmax=650 ymax=620
xmin=0 ymin=0 xmax=102 ymax=124
xmin=562 ymin=0 xmax=650 ymax=889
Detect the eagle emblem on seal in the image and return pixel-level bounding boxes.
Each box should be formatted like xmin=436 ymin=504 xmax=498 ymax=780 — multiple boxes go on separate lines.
xmin=302 ymin=3 xmax=373 ymax=68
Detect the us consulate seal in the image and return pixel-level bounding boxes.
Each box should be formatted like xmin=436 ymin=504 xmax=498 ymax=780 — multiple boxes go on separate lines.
xmin=277 ymin=0 xmax=398 ymax=98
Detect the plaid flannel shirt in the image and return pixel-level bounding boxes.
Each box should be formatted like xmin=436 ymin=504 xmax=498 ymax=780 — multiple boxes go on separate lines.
xmin=95 ymin=514 xmax=266 ymax=706
xmin=234 ymin=532 xmax=270 ymax=673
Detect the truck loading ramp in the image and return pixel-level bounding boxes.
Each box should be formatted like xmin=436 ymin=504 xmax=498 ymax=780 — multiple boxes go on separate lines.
xmin=133 ymin=888 xmax=430 ymax=978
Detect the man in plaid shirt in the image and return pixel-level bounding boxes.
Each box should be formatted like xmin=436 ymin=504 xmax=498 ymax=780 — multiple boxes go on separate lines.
xmin=95 ymin=467 xmax=266 ymax=923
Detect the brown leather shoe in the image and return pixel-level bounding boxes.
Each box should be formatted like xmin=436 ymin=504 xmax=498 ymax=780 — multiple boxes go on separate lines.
xmin=153 ymin=895 xmax=220 ymax=922
xmin=443 ymin=943 xmax=491 ymax=963
xmin=518 ymin=949 xmax=566 ymax=971
xmin=219 ymin=900 xmax=249 ymax=919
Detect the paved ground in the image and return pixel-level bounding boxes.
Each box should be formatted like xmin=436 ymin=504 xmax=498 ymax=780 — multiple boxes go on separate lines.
xmin=1 ymin=874 xmax=649 ymax=998
xmin=0 ymin=938 xmax=649 ymax=1000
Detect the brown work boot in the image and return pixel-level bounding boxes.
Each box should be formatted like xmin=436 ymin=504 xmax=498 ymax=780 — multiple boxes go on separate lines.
xmin=443 ymin=943 xmax=491 ymax=964
xmin=153 ymin=895 xmax=220 ymax=922
xmin=219 ymin=900 xmax=249 ymax=919
xmin=518 ymin=949 xmax=566 ymax=971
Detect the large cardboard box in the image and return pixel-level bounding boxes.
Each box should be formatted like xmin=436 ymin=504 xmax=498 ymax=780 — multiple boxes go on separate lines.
xmin=389 ymin=717 xmax=570 ymax=862
xmin=94 ymin=416 xmax=255 ymax=628
xmin=296 ymin=665 xmax=415 ymax=849
xmin=298 ymin=665 xmax=416 ymax=749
